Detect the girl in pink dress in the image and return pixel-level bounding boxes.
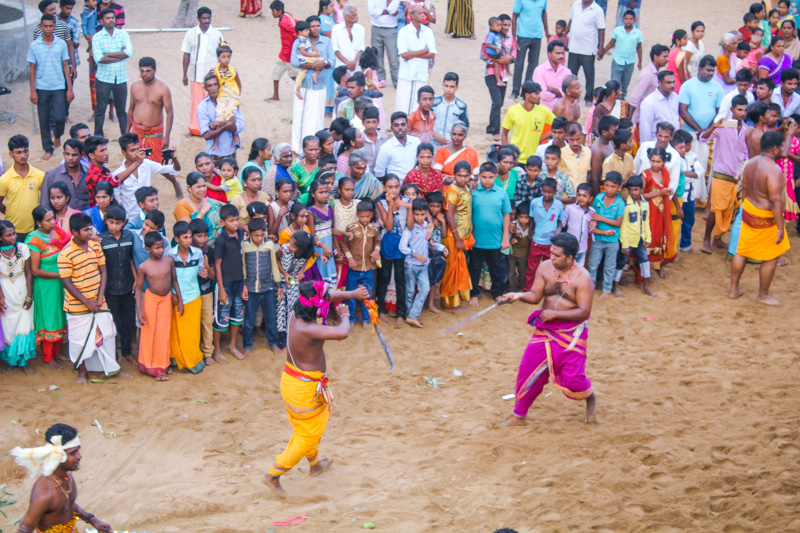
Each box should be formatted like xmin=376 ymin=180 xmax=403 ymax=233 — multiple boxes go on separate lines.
xmin=777 ymin=121 xmax=800 ymax=221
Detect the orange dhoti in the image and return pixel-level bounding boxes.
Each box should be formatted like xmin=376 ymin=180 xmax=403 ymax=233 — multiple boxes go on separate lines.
xmin=440 ymin=233 xmax=474 ymax=308
xmin=138 ymin=290 xmax=172 ymax=378
xmin=736 ymin=199 xmax=791 ymax=261
xmin=130 ymin=120 xmax=165 ymax=163
xmin=710 ymin=174 xmax=737 ymax=236
xmin=35 ymin=515 xmax=77 ymax=533
xmin=190 ymin=81 xmax=206 ymax=136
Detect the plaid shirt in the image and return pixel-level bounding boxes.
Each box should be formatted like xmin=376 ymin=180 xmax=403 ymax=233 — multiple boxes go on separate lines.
xmin=431 ymin=95 xmax=469 ymax=153
xmin=540 ymin=170 xmax=576 ymax=200
xmin=514 ymin=175 xmax=544 ymax=205
xmin=86 ymin=164 xmax=120 ymax=206
xmin=62 ymin=14 xmax=81 ymax=67
xmin=91 ymin=26 xmax=132 ymax=83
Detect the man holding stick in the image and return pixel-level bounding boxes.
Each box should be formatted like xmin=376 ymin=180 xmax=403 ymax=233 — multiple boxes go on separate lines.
xmin=500 ymin=232 xmax=598 ymax=426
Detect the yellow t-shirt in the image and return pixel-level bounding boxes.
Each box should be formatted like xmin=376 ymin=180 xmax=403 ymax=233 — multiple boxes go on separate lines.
xmin=57 ymin=239 xmax=106 ymax=314
xmin=224 ymin=177 xmax=244 ymax=201
xmin=501 ymin=103 xmax=556 ymax=161
xmin=0 ymin=165 xmax=45 ymax=233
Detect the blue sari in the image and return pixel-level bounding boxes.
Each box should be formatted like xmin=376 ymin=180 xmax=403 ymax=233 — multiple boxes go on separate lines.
xmin=83 ymin=205 xmax=107 ymax=233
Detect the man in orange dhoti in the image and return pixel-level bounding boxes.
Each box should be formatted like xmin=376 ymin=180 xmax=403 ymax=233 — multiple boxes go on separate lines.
xmin=264 ymin=281 xmax=369 ymax=494
xmin=730 ymin=131 xmax=791 ymax=306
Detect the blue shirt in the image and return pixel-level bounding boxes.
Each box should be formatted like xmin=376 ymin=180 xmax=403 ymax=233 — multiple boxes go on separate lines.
xmin=678 ymin=77 xmax=724 ymax=132
xmin=592 ymin=192 xmax=626 ymax=242
xmin=168 ymin=244 xmax=203 ymax=304
xmin=610 ymin=26 xmax=642 ymax=65
xmin=92 ymin=27 xmax=132 ymax=84
xmin=530 ymin=196 xmax=564 ymax=245
xmin=27 ymin=36 xmax=69 ymax=91
xmin=81 ymin=7 xmax=97 ymax=38
xmin=399 ymin=221 xmax=444 ymax=265
xmin=472 ymin=183 xmax=512 ymax=249
xmin=485 ymin=30 xmax=504 ymax=57
xmin=513 ymin=0 xmax=548 ymax=39
xmin=197 ymin=96 xmax=245 ymax=156
xmin=290 ymin=35 xmax=334 ymax=90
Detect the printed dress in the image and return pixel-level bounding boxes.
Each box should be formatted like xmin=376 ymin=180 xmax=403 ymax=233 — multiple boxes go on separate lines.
xmin=309 ymin=205 xmax=337 ymax=285
xmin=0 ymin=245 xmax=34 ymax=367
xmin=277 ymin=243 xmax=309 ymax=333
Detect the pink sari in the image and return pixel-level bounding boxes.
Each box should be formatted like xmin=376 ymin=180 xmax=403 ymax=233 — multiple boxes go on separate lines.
xmin=778 ymin=136 xmax=800 ymax=221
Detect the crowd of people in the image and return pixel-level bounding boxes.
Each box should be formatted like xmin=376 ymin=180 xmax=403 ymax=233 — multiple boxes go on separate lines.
xmin=3 ymin=0 xmax=799 ymax=527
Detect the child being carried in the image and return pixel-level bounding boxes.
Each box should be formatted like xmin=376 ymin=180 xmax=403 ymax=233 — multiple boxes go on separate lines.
xmin=294 ymin=21 xmax=322 ymax=100
xmin=210 ymin=43 xmax=242 ymax=150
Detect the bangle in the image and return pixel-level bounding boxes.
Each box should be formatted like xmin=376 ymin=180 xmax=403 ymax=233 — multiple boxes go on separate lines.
xmin=25 ymin=297 xmax=32 ymax=302
xmin=84 ymin=513 xmax=95 ymax=523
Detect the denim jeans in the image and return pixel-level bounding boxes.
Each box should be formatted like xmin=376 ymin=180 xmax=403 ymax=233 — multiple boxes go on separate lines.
xmin=468 ymin=247 xmax=508 ymax=299
xmin=36 ymin=89 xmax=66 ymax=154
xmin=588 ymin=240 xmax=620 ymax=292
xmin=615 ymin=239 xmax=650 ymax=281
xmin=680 ymin=199 xmax=696 ymax=251
xmin=243 ymin=290 xmax=278 ymax=349
xmin=94 ymin=80 xmax=128 ymax=137
xmin=610 ymin=61 xmax=635 ymax=99
xmin=213 ymin=280 xmax=244 ymax=331
xmin=484 ymin=75 xmax=507 ymax=134
xmin=567 ymin=53 xmax=596 ymax=104
xmin=512 ymin=37 xmax=542 ymax=96
xmin=346 ymin=269 xmax=374 ymax=323
xmin=404 ymin=262 xmax=430 ymax=320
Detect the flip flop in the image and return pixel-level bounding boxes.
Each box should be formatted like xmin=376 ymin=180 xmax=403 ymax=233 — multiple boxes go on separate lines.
xmin=274 ymin=514 xmax=307 ymax=526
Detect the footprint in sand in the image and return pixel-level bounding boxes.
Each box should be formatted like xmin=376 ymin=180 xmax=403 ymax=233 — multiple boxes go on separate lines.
xmin=779 ymin=443 xmax=800 ymax=455
xmin=624 ymin=503 xmax=647 ymax=516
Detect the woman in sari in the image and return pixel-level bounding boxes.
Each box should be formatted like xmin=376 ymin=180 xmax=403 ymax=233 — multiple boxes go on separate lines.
xmin=441 ymin=160 xmax=474 ymax=309
xmin=49 ymin=181 xmax=80 ymax=233
xmin=349 ymin=149 xmax=384 ymax=200
xmin=242 ymin=137 xmax=273 ymax=197
xmin=667 ymin=29 xmax=689 ymax=93
xmin=232 ymin=167 xmax=270 ymax=228
xmin=777 ymin=117 xmax=800 ymax=222
xmin=263 ymin=142 xmax=294 ymax=196
xmin=682 ymin=22 xmax=704 ymax=79
xmin=782 ymin=19 xmax=800 ymax=60
xmin=445 ymin=0 xmax=474 ymax=38
xmin=434 ymin=122 xmax=479 ymax=178
xmin=406 ymin=143 xmax=445 ymax=194
xmin=290 ymin=136 xmax=321 ymax=193
xmin=642 ymin=148 xmax=674 ymax=278
xmin=195 ymin=152 xmax=228 ymax=204
xmin=278 ymin=202 xmax=323 ymax=282
xmin=174 ymin=172 xmax=225 ymax=242
xmin=239 ymin=0 xmax=262 ymax=18
xmin=759 ymin=36 xmax=792 ymax=85
xmin=714 ymin=33 xmax=741 ymax=93
xmin=25 ymin=207 xmax=68 ymax=370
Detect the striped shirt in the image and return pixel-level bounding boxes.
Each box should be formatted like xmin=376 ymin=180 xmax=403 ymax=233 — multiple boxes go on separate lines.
xmin=32 ymin=21 xmax=74 ymax=64
xmin=27 ymin=36 xmax=69 ymax=91
xmin=61 ymin=14 xmax=82 ymax=67
xmin=92 ymin=26 xmax=132 ymax=84
xmin=58 ymin=239 xmax=106 ymax=314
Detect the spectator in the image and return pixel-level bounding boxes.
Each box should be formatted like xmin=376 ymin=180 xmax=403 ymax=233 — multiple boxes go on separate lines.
xmin=91 ymin=7 xmax=131 ymax=137
xmin=639 ymin=70 xmax=680 ymax=143
xmin=268 ymin=0 xmax=298 ymax=102
xmin=181 ymin=7 xmax=223 ymax=136
xmin=332 ymin=4 xmax=366 ymax=72
xmin=532 ymin=40 xmax=572 ymax=110
xmin=510 ymin=0 xmax=550 ymax=100
xmin=396 ymin=3 xmax=437 ymax=114
xmin=367 ymin=0 xmax=400 ymax=87
xmin=197 ymin=74 xmax=245 ymax=164
xmin=566 ymin=0 xmax=606 ymax=106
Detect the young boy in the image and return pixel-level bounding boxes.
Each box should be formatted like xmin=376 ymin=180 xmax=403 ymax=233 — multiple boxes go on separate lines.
xmin=241 ymin=218 xmax=283 ymax=355
xmin=363 ymin=106 xmax=387 ymax=173
xmin=542 ymin=145 xmax=576 ymax=204
xmin=58 ymin=213 xmax=125 ymax=384
xmin=508 ymin=201 xmax=532 ymax=292
xmin=484 ymin=17 xmax=508 ymax=87
xmin=132 ymin=209 xmax=169 ymax=267
xmin=293 ymin=20 xmax=320 ymax=100
xmin=602 ymin=128 xmax=636 ymax=184
xmin=587 ymin=172 xmax=625 ymax=299
xmin=513 ymin=156 xmax=544 ymax=205
xmin=549 ymin=19 xmax=569 ymax=49
xmin=399 ymin=198 xmax=446 ymax=327
xmin=124 ymin=186 xmax=161 ymax=232
xmin=342 ymin=200 xmax=381 ymax=327
xmin=168 ymin=221 xmax=205 ymax=374
xmin=614 ymin=174 xmax=656 ymax=297
xmin=431 ymin=72 xmax=468 ymax=151
xmin=189 ymin=218 xmax=217 ymax=365
xmin=213 ymin=203 xmax=246 ymax=362
xmin=739 ymin=12 xmax=759 ymax=44
xmin=99 ymin=204 xmax=136 ymax=364
xmin=523 ymin=177 xmax=564 ymax=291
xmin=601 ymin=10 xmax=643 ymax=100
xmin=407 ymin=86 xmax=437 ymax=144
xmin=678 ymin=131 xmax=705 ymax=252
xmin=425 ymin=191 xmax=448 ymax=313
xmin=135 ymin=231 xmax=181 ymax=381
xmin=563 ymin=183 xmax=595 ymax=265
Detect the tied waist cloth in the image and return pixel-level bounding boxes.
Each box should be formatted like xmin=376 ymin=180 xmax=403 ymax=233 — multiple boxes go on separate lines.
xmin=283 ymin=362 xmax=335 ymax=411
xmin=736 ymin=198 xmax=791 ymax=261
xmin=130 ymin=120 xmax=164 ymax=162
xmin=36 ymin=515 xmax=78 ymax=533
xmin=513 ymin=310 xmax=592 ymax=419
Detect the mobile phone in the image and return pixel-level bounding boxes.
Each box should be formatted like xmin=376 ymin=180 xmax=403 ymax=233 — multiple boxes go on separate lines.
xmin=721 ymin=119 xmax=737 ymax=128
xmin=143 ymin=147 xmax=153 ymax=156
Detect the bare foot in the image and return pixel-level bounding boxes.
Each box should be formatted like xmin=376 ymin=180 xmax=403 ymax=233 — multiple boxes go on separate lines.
xmin=405 ymin=317 xmax=423 ymax=328
xmin=230 ymin=346 xmax=246 ymax=360
xmin=778 ymin=256 xmax=789 ymax=267
xmin=123 ymin=354 xmax=136 ymax=365
xmin=379 ymin=313 xmax=390 ymax=324
xmin=657 ymin=268 xmax=668 ymax=279
xmin=265 ymin=95 xmax=280 ymax=102
xmin=309 ymin=457 xmax=333 ymax=477
xmin=492 ymin=134 xmax=502 ymax=141
xmin=243 ymin=348 xmax=252 ymax=359
xmin=500 ymin=416 xmax=526 ymax=427
xmin=45 ymin=359 xmax=63 ymax=370
xmin=155 ymin=374 xmax=169 ymax=381
xmin=117 ymin=372 xmax=132 ymax=379
xmin=642 ymin=285 xmax=658 ymax=297
xmin=756 ymin=294 xmax=781 ymax=306
xmin=295 ymin=89 xmax=304 ymax=100
xmin=701 ymin=241 xmax=712 ymax=254
xmin=497 ymin=81 xmax=507 ymax=87
xmin=204 ymin=355 xmax=215 ymax=365
xmin=75 ymin=373 xmax=88 ymax=385
xmin=612 ymin=286 xmax=624 ymax=297
xmin=599 ymin=292 xmax=610 ymax=300
xmin=166 ymin=366 xmax=173 ymax=375
xmin=56 ymin=353 xmax=70 ymax=362
xmin=271 ymin=345 xmax=283 ymax=355
xmin=713 ymin=238 xmax=727 ymax=250
xmin=361 ymin=322 xmax=370 ymax=330
xmin=445 ymin=306 xmax=467 ymax=314
xmin=213 ymin=353 xmax=228 ymax=364
xmin=42 ymin=152 xmax=53 ymax=161
xmin=263 ymin=474 xmax=286 ymax=496
xmin=395 ymin=317 xmax=405 ymax=329
xmin=22 ymin=365 xmax=34 ymax=375
xmin=0 ymin=364 xmax=11 ymax=374
xmin=53 ymin=137 xmax=61 ymax=149
xmin=585 ymin=393 xmax=598 ymax=424
xmin=728 ymin=288 xmax=745 ymax=299
xmin=468 ymin=296 xmax=479 ymax=308
xmin=427 ymin=303 xmax=441 ymax=314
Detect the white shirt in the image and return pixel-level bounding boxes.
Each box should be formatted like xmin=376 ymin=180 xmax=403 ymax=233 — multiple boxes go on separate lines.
xmin=331 ymin=22 xmax=366 ymax=68
xmin=181 ymin=25 xmax=224 ymax=83
xmin=368 ymin=0 xmax=401 ymax=27
xmin=681 ymin=151 xmax=705 ymax=202
xmin=639 ymin=89 xmax=681 ymax=144
xmin=535 ymin=139 xmax=553 ymax=160
xmin=770 ymin=90 xmax=800 ymax=118
xmin=634 ymin=141 xmax=682 ymax=199
xmin=374 ymin=134 xmax=421 ymax=178
xmin=567 ymin=1 xmax=605 ymax=56
xmin=113 ymin=159 xmax=176 ymax=220
xmin=714 ymin=90 xmax=755 ymax=121
xmin=397 ymin=23 xmax=437 ymax=81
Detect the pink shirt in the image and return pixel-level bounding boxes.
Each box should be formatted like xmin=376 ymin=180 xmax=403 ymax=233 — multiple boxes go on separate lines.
xmin=629 ymin=62 xmax=659 ymax=123
xmin=531 ymin=60 xmax=572 ymax=110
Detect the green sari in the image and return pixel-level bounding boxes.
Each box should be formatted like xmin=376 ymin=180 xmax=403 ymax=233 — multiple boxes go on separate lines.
xmin=290 ymin=162 xmax=319 ymax=193
xmin=24 ymin=229 xmax=68 ymax=345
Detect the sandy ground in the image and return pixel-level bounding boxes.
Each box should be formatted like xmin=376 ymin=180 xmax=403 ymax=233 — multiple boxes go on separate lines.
xmin=2 ymin=0 xmax=800 ymax=531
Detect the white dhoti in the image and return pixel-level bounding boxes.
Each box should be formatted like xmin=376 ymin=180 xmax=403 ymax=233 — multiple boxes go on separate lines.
xmin=395 ymin=78 xmax=425 ymax=116
xmin=292 ymin=88 xmax=326 ymax=154
xmin=689 ymin=131 xmax=712 ymax=203
xmin=67 ymin=311 xmax=120 ymax=376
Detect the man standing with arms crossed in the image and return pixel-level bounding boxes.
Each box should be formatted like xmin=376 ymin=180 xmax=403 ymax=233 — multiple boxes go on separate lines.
xmin=127 ymin=57 xmax=183 ymax=199
xmin=181 ymin=7 xmax=223 ymax=137
xmin=92 ymin=8 xmax=131 ymax=137
xmin=368 ymin=0 xmax=400 ymax=88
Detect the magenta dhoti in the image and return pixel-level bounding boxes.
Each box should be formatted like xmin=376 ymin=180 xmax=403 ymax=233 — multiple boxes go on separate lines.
xmin=513 ymin=310 xmax=593 ymax=418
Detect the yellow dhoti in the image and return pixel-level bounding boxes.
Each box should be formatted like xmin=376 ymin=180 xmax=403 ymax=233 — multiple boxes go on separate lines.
xmin=737 ymin=199 xmax=791 ymax=261
xmin=170 ymin=296 xmax=205 ymax=374
xmin=268 ymin=362 xmax=330 ymax=476
xmin=668 ymin=198 xmax=684 ymax=260
xmin=35 ymin=515 xmax=77 ymax=533
xmin=710 ymin=174 xmax=737 ymax=235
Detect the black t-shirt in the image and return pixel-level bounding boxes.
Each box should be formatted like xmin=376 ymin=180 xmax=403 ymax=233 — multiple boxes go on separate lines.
xmin=214 ymin=228 xmax=245 ymax=283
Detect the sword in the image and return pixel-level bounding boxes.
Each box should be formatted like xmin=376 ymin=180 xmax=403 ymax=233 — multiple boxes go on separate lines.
xmin=363 ymin=296 xmax=395 ymax=373
xmin=441 ymin=298 xmax=510 ymax=335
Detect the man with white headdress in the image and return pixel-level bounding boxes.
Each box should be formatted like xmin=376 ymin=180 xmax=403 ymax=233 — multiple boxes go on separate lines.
xmin=12 ymin=423 xmax=113 ymax=533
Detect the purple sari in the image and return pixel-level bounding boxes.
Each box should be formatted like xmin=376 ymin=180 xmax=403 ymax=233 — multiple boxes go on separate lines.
xmin=759 ymin=53 xmax=792 ymax=85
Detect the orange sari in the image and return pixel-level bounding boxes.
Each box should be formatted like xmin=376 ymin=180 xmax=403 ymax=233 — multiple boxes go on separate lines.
xmin=643 ymin=168 xmax=673 ymax=269
xmin=440 ymin=183 xmax=474 ymax=308
xmin=434 ymin=145 xmax=480 ymax=177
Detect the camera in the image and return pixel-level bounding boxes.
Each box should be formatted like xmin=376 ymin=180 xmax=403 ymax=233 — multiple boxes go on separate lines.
xmin=143 ymin=147 xmax=153 ymax=157
xmin=161 ymin=149 xmax=174 ymax=164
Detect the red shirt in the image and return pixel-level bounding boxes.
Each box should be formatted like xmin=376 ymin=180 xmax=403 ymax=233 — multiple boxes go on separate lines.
xmin=404 ymin=167 xmax=445 ymax=195
xmin=205 ymin=173 xmax=228 ymax=204
xmin=86 ymin=164 xmax=120 ymax=207
xmin=407 ymin=108 xmax=437 ymax=144
xmin=738 ymin=26 xmax=752 ymax=44
xmin=278 ymin=13 xmax=297 ymax=62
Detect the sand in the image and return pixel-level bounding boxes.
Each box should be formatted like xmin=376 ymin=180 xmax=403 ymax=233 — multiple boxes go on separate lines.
xmin=2 ymin=0 xmax=800 ymax=531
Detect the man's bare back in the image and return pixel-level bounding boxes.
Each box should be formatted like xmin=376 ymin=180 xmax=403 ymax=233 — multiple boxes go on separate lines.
xmin=746 ymin=127 xmax=764 ymax=159
xmin=553 ymin=97 xmax=581 ymax=122
xmin=129 ymin=79 xmax=171 ymax=128
xmin=742 ymin=154 xmax=785 ymax=211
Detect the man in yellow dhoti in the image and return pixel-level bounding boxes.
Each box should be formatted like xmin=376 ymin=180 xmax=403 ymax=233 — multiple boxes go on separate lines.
xmin=264 ymin=281 xmax=370 ymax=494
xmin=730 ymin=131 xmax=791 ymax=306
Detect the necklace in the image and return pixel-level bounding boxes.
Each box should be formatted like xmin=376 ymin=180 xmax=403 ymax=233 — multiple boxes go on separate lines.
xmin=49 ymin=474 xmax=72 ymax=500
xmin=552 ymin=263 xmax=576 ymax=310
